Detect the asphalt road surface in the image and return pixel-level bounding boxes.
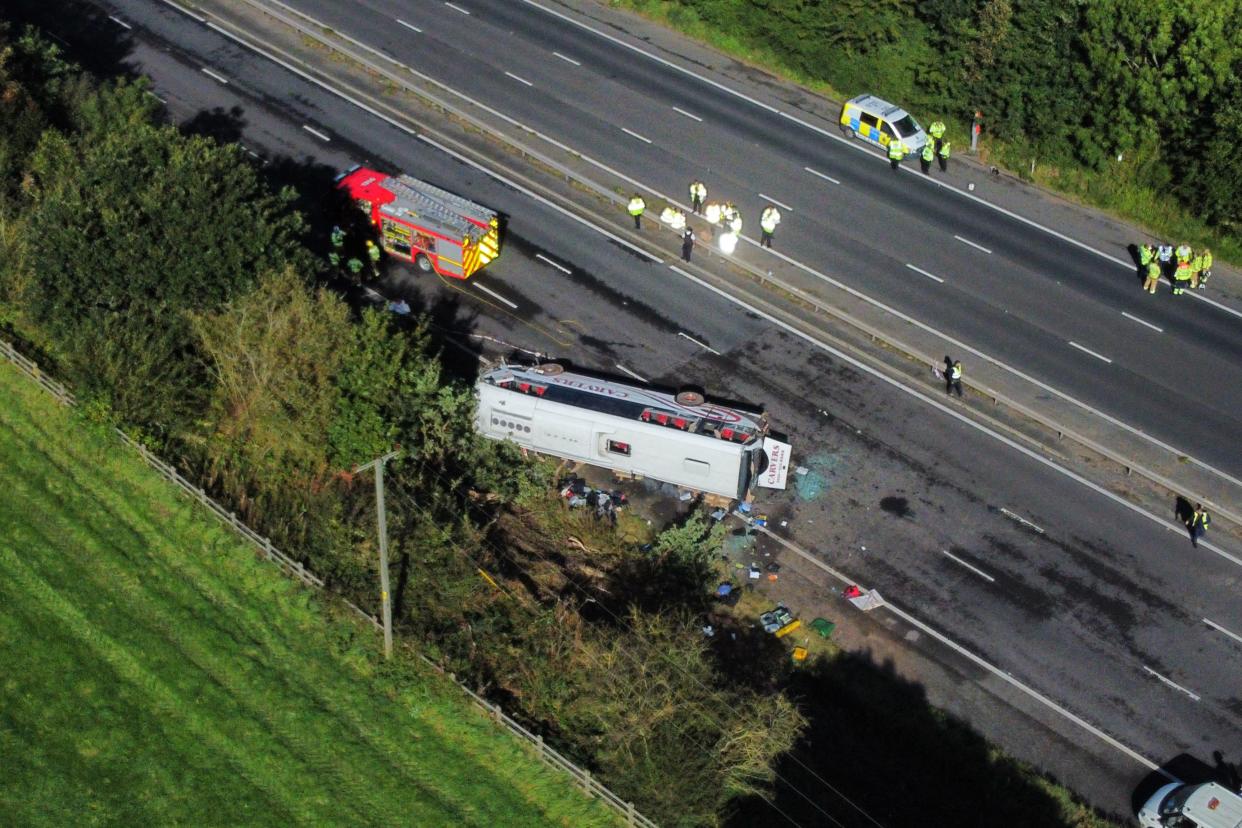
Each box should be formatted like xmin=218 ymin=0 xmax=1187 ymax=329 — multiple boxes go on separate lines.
xmin=27 ymin=0 xmax=1242 ymax=822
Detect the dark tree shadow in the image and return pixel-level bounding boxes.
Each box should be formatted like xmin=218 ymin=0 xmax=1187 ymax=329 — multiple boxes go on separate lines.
xmin=6 ymin=0 xmax=134 ymax=83
xmin=726 ymin=649 xmax=1120 ymax=828
xmin=181 ymin=106 xmax=247 ymax=146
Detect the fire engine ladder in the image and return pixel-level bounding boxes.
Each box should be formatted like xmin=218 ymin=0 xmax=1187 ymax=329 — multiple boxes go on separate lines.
xmin=387 ymin=175 xmax=496 ymax=243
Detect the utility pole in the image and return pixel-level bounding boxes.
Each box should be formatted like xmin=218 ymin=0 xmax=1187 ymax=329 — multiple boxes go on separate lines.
xmin=355 ymin=449 xmax=400 ymax=658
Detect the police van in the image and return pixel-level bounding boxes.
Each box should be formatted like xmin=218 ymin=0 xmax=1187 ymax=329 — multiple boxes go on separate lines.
xmin=839 ymin=94 xmax=928 ymax=157
xmin=1139 ymin=781 xmax=1242 ymax=828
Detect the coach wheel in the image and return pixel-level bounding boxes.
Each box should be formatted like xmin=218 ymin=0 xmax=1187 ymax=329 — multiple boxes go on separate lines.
xmin=415 ymin=253 xmax=433 ymax=272
xmin=536 ymin=363 xmax=565 ymax=376
xmin=675 ymin=389 xmax=706 ymax=406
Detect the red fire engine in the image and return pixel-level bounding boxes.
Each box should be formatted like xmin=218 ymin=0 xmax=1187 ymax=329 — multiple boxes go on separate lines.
xmin=336 ymin=166 xmax=500 ymax=279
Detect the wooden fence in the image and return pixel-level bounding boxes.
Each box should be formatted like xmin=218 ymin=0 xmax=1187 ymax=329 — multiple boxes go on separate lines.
xmin=0 ymin=336 xmax=655 ymax=828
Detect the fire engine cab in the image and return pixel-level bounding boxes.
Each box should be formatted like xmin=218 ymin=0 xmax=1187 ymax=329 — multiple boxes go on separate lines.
xmin=336 ymin=166 xmax=500 ymax=279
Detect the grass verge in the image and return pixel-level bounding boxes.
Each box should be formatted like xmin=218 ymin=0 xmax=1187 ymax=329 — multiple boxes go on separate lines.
xmin=0 ymin=360 xmax=620 ymax=828
xmin=608 ymin=0 xmax=1239 ymax=263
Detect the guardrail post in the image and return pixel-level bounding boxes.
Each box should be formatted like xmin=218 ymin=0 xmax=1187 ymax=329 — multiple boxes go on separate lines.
xmin=536 ymin=733 xmax=545 ymax=758
xmin=580 ymin=768 xmax=591 ymax=794
xmin=627 ymin=801 xmax=636 ymax=826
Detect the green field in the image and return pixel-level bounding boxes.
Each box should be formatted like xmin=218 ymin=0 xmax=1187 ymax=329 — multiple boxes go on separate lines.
xmin=0 ymin=361 xmax=619 ymax=828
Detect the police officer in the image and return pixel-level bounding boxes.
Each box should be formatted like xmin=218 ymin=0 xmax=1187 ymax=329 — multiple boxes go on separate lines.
xmin=1198 ymin=248 xmax=1213 ymax=288
xmin=1142 ymin=259 xmax=1161 ymax=294
xmin=920 ymin=141 xmax=935 ymax=174
xmin=1175 ymin=243 xmax=1192 ymax=264
xmin=928 ymin=120 xmax=946 ymax=153
xmin=946 ymin=359 xmax=963 ymax=397
xmin=628 ymin=194 xmax=646 ymax=229
xmin=724 ymin=203 xmax=742 ymax=235
xmin=938 ymin=139 xmax=951 ymax=172
xmin=689 ymin=180 xmax=707 ymax=214
xmin=760 ymin=205 xmax=781 ymax=248
xmin=1157 ymin=243 xmax=1174 ymax=278
xmin=1188 ymin=503 xmax=1211 ymax=548
xmin=888 ymin=138 xmax=906 ymax=171
xmin=681 ymin=226 xmax=695 ymax=262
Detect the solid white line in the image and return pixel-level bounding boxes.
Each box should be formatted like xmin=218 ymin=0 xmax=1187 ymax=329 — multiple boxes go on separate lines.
xmin=415 ymin=136 xmax=661 ymax=263
xmin=552 ymin=51 xmax=580 ymax=66
xmin=156 ymin=0 xmax=206 ymax=23
xmin=301 ymin=124 xmax=330 ymax=142
xmin=1000 ymin=507 xmax=1045 ymax=534
xmin=1203 ymin=618 xmax=1242 ymax=646
xmin=504 ymin=71 xmax=533 ymax=87
xmin=759 ymin=193 xmax=793 ymax=212
xmin=954 ymin=235 xmax=992 ymax=255
xmin=905 ymin=264 xmax=944 ymax=284
xmin=804 ymin=166 xmax=840 ymax=184
xmin=109 ymin=14 xmax=133 ymax=29
xmin=200 ymin=67 xmax=229 ymax=85
xmin=941 ymin=550 xmax=995 ymax=582
xmin=518 ymin=0 xmax=1242 ymax=330
xmin=1068 ymin=341 xmax=1113 ymax=364
xmin=666 ymin=264 xmax=1242 ymax=567
xmin=1187 ymin=290 xmax=1242 ymax=320
xmin=445 ymin=1 xmax=471 ymax=14
xmin=615 ymin=363 xmax=648 ymax=383
xmin=1142 ymin=666 xmax=1201 ymax=702
xmin=216 ymin=4 xmax=1239 ymax=560
xmin=145 ymin=91 xmax=168 ymax=103
xmin=204 ymin=19 xmax=665 ymax=271
xmin=1121 ymin=311 xmax=1163 ymax=333
xmin=397 ymin=19 xmax=422 ymax=33
xmin=621 ymin=127 xmax=652 ymax=144
xmin=535 ymin=253 xmax=572 ymax=274
xmin=674 ymin=327 xmax=721 ymax=355
xmin=672 ymin=106 xmax=702 ymax=122
xmin=738 ymin=515 xmax=1163 ymax=773
xmin=473 ymin=283 xmax=518 ymax=309
xmin=199 ymin=16 xmax=664 ymax=276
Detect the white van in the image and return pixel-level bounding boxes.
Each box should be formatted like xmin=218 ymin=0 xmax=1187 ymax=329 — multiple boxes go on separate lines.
xmin=1139 ymin=781 xmax=1242 ymax=828
xmin=839 ymin=93 xmax=928 ymax=158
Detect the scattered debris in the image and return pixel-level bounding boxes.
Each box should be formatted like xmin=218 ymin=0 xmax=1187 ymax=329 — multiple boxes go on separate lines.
xmin=810 ymin=618 xmax=836 ymax=638
xmin=558 ymin=474 xmax=627 ymax=525
xmin=848 ymin=590 xmax=886 ymax=612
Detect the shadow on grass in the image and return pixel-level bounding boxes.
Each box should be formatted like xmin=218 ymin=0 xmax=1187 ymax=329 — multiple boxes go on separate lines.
xmin=726 ymin=649 xmax=1114 ymax=828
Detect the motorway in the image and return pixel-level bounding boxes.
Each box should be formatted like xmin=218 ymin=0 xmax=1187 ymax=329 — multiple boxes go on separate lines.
xmin=26 ymin=0 xmax=1242 ymax=822
xmin=276 ymin=0 xmax=1242 ymax=488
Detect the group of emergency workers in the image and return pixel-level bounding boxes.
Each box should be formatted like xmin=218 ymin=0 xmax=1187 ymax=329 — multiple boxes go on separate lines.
xmin=890 ymin=119 xmax=951 ymax=174
xmin=626 ymin=180 xmax=783 ymax=262
xmin=1139 ymin=242 xmax=1213 ymax=296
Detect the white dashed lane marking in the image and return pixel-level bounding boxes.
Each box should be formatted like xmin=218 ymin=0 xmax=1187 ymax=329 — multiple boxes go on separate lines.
xmin=1122 ymin=311 xmax=1163 ymax=333
xmin=1068 ymin=341 xmax=1112 ymax=364
xmin=906 ymin=264 xmax=943 ymax=284
xmin=954 ymin=235 xmax=992 ymax=255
